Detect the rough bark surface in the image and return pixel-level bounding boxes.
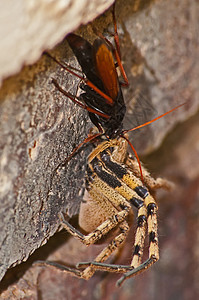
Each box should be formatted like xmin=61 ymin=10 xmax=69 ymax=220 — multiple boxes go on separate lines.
xmin=0 ymin=0 xmax=198 ymax=298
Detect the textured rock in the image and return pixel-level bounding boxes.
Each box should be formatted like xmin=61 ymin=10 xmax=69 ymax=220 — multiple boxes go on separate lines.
xmin=0 ymin=0 xmax=114 ymax=83
xmin=0 ymin=0 xmax=198 ymax=298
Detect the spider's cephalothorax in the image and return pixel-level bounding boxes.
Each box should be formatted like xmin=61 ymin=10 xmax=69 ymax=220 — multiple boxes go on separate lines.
xmin=39 ymin=137 xmax=170 ymax=286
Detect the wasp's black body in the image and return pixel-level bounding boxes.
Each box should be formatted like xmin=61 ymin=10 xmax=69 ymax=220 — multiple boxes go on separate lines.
xmin=67 ymin=33 xmax=126 ymax=138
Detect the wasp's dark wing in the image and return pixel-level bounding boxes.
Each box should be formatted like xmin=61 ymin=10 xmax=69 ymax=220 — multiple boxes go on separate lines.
xmin=66 ymin=33 xmax=104 ymax=92
xmin=93 ymin=39 xmax=120 ymax=101
xmin=67 ymin=33 xmax=125 ymax=137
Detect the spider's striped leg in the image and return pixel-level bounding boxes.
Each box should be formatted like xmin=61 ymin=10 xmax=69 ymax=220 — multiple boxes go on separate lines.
xmin=34 ymin=206 xmax=131 ymax=280
xmin=35 ymin=220 xmax=130 ymax=281
xmin=85 ymin=189 xmax=159 ymax=284
xmin=59 ymin=206 xmax=130 ymax=246
xmin=117 ymin=191 xmax=159 ymax=287
xmin=78 ymin=220 xmax=130 ymax=280
xmin=78 ymin=200 xmax=147 ymax=274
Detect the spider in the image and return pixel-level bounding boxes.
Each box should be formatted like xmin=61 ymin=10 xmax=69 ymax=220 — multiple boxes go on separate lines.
xmin=37 ymin=136 xmax=171 ymax=286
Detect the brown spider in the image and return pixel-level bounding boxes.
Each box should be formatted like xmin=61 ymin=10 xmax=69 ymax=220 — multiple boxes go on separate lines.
xmin=36 ymin=136 xmax=171 ymax=286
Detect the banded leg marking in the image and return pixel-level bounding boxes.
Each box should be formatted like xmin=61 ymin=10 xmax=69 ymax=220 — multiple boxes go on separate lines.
xmin=60 ymin=206 xmax=129 ymax=246
xmin=79 ymin=201 xmax=147 ymax=274
xmin=77 ymin=182 xmax=159 ymax=286
xmin=117 ymin=195 xmax=159 ymax=286
xmin=35 ymin=221 xmax=130 ymax=281
xmin=78 ymin=221 xmax=130 ymax=280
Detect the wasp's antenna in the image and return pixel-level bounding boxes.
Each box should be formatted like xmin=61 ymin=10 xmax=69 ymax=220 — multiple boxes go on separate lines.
xmin=123 ymin=103 xmax=185 ymax=134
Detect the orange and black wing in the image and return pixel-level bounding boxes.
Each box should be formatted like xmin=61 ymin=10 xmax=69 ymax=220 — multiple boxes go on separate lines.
xmin=93 ymin=39 xmax=120 ymax=102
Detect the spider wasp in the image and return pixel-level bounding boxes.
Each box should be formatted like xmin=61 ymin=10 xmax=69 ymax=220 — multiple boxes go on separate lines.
xmin=36 ymin=3 xmax=184 ymax=286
